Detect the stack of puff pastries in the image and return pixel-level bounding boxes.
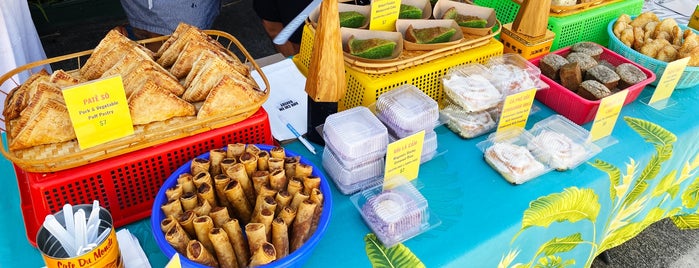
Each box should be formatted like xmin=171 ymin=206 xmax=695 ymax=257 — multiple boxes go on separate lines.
xmin=3 ymin=22 xmax=265 ymax=151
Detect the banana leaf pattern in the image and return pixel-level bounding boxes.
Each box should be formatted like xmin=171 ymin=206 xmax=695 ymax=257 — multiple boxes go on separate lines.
xmin=499 ymin=117 xmax=699 ymax=268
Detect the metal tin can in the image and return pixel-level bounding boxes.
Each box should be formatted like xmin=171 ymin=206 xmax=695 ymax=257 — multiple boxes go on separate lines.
xmin=36 ymin=204 xmax=123 ymax=268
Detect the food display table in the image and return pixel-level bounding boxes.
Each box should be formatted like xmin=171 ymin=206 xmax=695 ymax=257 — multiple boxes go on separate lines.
xmin=1 ymin=81 xmax=698 ymax=267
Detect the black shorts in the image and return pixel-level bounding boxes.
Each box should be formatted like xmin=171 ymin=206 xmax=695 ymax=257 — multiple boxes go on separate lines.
xmin=253 ymin=0 xmax=313 ymax=44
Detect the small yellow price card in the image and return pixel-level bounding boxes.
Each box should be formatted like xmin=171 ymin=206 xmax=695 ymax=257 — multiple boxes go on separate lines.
xmin=649 ymin=57 xmax=690 ymax=105
xmin=370 ymin=0 xmax=400 ymax=31
xmin=62 ymin=76 xmax=134 ymax=150
xmin=689 ymin=5 xmax=699 ymax=30
xmin=384 ymin=130 xmax=425 ymax=189
xmin=589 ymin=89 xmax=628 ymax=142
xmin=496 ymin=88 xmax=537 ymax=133
xmin=165 ymin=253 xmax=182 ymax=268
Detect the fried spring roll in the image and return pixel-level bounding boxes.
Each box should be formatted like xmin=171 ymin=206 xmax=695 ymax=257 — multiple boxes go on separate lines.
xmin=193 ymin=215 xmax=216 ymax=255
xmin=290 ymin=191 xmax=309 ymax=211
xmin=161 ymin=198 xmax=183 ymax=218
xmin=191 ymin=158 xmax=211 ymax=176
xmin=269 ymin=146 xmax=285 ymax=159
xmin=259 ymin=208 xmax=274 ymax=241
xmin=257 ymin=185 xmax=277 ymax=199
xmin=252 ymin=196 xmax=277 ymax=224
xmin=180 ymin=191 xmax=199 ymax=212
xmin=268 ymin=157 xmax=284 ymax=171
xmin=271 ymin=217 xmax=289 ymax=259
xmin=279 ymin=206 xmax=297 ymax=227
xmin=165 ymin=223 xmax=190 ymax=254
xmin=209 ymin=206 xmax=231 ymax=228
xmin=290 ymin=199 xmax=317 ymax=251
xmin=193 ymin=171 xmax=213 ymax=189
xmin=251 ymin=170 xmax=270 ymax=197
xmin=249 ymin=242 xmax=276 ymax=267
xmin=240 ymin=152 xmax=259 ymax=178
xmin=269 ymin=169 xmax=287 ymax=192
xmin=208 ymin=228 xmax=239 ymax=268
xmin=209 ymin=148 xmax=227 ymax=176
xmin=283 ymin=156 xmax=300 ymax=179
xmin=257 ymin=151 xmax=270 ymax=171
xmin=177 ymin=173 xmax=196 ymax=193
xmin=166 ymin=184 xmax=184 ymax=201
xmin=275 ymin=191 xmax=292 ymax=215
xmin=286 ymin=178 xmax=303 ymax=197
xmin=214 ymin=174 xmax=232 ymax=208
xmin=224 ymin=163 xmax=255 ymax=205
xmin=223 ymin=180 xmax=252 ymax=225
xmin=193 ymin=199 xmax=213 ymax=216
xmin=245 ymin=222 xmax=267 ymax=254
xmin=222 ymin=218 xmax=250 ymax=268
xmin=295 ymin=163 xmax=313 ymax=179
xmin=161 ymin=215 xmax=178 ymax=232
xmin=186 ymin=240 xmax=219 ymax=267
xmin=227 ymin=143 xmax=246 ymax=159
xmin=245 ymin=144 xmax=261 ymax=155
xmin=220 ymin=158 xmax=237 ymax=174
xmin=177 ymin=210 xmax=196 ymax=238
xmin=309 ymin=188 xmax=324 ymax=234
xmin=303 ymin=176 xmax=321 ymax=195
xmin=197 ymin=182 xmax=217 ymax=208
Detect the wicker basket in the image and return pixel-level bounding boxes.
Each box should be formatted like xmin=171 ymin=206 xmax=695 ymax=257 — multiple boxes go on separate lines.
xmin=0 ymin=30 xmax=270 ymax=173
xmin=549 ymin=0 xmax=621 ymax=17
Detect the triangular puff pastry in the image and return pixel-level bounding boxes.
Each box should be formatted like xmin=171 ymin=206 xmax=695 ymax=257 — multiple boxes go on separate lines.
xmin=169 ymin=39 xmax=246 ymax=79
xmin=156 ymin=23 xmax=195 ymax=58
xmin=3 ymin=69 xmax=49 ymax=120
xmin=182 ymin=54 xmax=257 ymax=102
xmin=10 ymin=82 xmax=66 ymax=139
xmin=197 ymin=75 xmax=265 ymax=119
xmin=128 ymin=80 xmax=196 ymax=125
xmin=49 ymin=69 xmax=80 ymax=87
xmin=157 ymin=26 xmax=212 ymax=68
xmin=123 ymin=68 xmax=185 ymax=97
xmin=182 ymin=50 xmax=250 ymax=89
xmin=9 ymin=98 xmax=75 ymax=151
xmin=80 ymin=30 xmax=154 ymax=80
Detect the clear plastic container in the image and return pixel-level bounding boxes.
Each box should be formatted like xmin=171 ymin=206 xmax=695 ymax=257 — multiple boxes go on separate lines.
xmin=324 ymin=131 xmax=387 ymax=169
xmin=323 ymin=106 xmax=389 ymax=160
xmin=527 ymin=115 xmax=601 ymax=171
xmin=351 ymin=177 xmax=435 ymax=247
xmin=322 ymin=146 xmax=384 ymax=195
xmin=387 ymin=130 xmax=438 ymax=164
xmin=441 ymin=63 xmax=503 ymax=112
xmin=375 ymin=110 xmax=438 ymax=139
xmin=440 ymin=105 xmax=496 ymax=139
xmin=376 ymin=85 xmax=438 ymax=135
xmin=476 ymin=129 xmax=551 ymax=184
xmin=486 ymin=53 xmax=549 ymax=95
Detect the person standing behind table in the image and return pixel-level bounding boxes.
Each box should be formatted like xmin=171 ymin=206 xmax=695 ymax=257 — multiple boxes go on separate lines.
xmin=119 ymin=0 xmax=221 ymax=49
xmin=0 ymin=0 xmax=52 ymax=129
xmin=253 ymin=0 xmax=313 ymax=57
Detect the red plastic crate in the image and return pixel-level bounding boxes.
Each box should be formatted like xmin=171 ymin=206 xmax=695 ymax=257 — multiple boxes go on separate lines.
xmin=15 ymin=108 xmax=274 ymax=246
xmin=530 ymin=46 xmax=656 ymax=125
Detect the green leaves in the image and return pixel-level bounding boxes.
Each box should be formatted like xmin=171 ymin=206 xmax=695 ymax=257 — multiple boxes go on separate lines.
xmin=682 ymin=176 xmax=699 ymax=209
xmin=671 ymin=214 xmax=699 ymax=229
xmin=364 ymin=233 xmax=425 ymax=268
xmin=539 ymin=233 xmax=584 ymax=256
xmin=623 ymin=117 xmax=676 ymax=146
xmin=590 ymin=159 xmax=621 ymax=202
xmin=519 ymin=187 xmax=600 ymax=233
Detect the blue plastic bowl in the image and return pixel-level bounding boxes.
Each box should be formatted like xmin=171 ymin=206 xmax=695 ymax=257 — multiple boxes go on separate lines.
xmin=151 ymin=144 xmax=333 ymax=267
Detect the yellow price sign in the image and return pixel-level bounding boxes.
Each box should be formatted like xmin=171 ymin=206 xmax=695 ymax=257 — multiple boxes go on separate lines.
xmin=165 ymin=253 xmax=182 ymax=268
xmin=649 ymin=57 xmax=689 ymax=105
xmin=62 ymin=76 xmax=134 ymax=149
xmin=384 ymin=130 xmax=425 ymax=189
xmin=496 ymin=88 xmax=537 ymax=133
xmin=689 ymin=5 xmax=699 ymax=30
xmin=589 ymin=89 xmax=628 ymax=142
xmin=369 ymin=0 xmax=400 ymax=31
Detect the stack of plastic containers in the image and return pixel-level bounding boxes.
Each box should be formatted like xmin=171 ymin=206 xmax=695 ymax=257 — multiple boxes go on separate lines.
xmin=375 ymin=85 xmax=439 ymax=163
xmin=322 ymin=106 xmax=389 ymax=195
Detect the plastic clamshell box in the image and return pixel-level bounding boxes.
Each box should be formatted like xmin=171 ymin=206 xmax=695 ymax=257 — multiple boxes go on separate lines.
xmin=486 ymin=53 xmax=549 ymax=95
xmin=476 ymin=129 xmax=552 ymax=184
xmin=376 ymin=84 xmax=439 ymax=137
xmin=529 ymin=46 xmax=655 ymax=125
xmin=442 ymin=63 xmax=503 ymax=112
xmin=323 ymin=106 xmax=389 ymax=161
xmin=351 ymin=177 xmax=432 ymax=247
xmin=388 ymin=129 xmax=438 ymax=163
xmin=527 ymin=115 xmax=601 ymax=171
xmin=439 ymin=106 xmax=497 ymax=139
xmin=322 ymin=146 xmax=384 ymax=195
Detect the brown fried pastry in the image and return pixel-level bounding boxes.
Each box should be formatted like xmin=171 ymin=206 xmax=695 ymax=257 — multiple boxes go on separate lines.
xmin=183 ymin=54 xmax=257 ymax=102
xmin=10 ymin=82 xmax=65 ymax=139
xmin=10 ymin=98 xmax=75 ymax=150
xmin=123 ymin=68 xmax=185 ymax=97
xmin=156 ymin=25 xmax=230 ymax=68
xmin=80 ymin=30 xmax=154 ymax=80
xmin=156 ymin=22 xmax=196 ymax=58
xmin=49 ymin=70 xmax=80 ymax=87
xmin=184 ymin=50 xmax=250 ymax=89
xmin=3 ymin=69 xmax=49 ymax=121
xmin=169 ymin=39 xmax=246 ymax=79
xmin=196 ymin=75 xmax=265 ymax=119
xmin=128 ymin=80 xmax=196 ymax=125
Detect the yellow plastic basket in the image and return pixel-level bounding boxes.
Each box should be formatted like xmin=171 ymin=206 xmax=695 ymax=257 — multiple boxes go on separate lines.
xmin=293 ymin=24 xmax=504 ymax=111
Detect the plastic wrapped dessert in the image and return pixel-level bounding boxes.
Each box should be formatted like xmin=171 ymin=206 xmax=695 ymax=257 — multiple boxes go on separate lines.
xmin=477 ymin=130 xmax=550 ymax=184
xmin=442 ymin=64 xmax=503 ymax=112
xmin=322 ymin=146 xmax=384 ymax=195
xmin=351 ymin=177 xmax=435 ymax=247
xmin=375 ymin=84 xmax=439 ymax=138
xmin=323 ymin=106 xmax=389 ymax=162
xmin=527 ymin=115 xmax=601 ymax=171
xmin=486 ymin=54 xmax=547 ymax=95
xmin=439 ymin=105 xmax=496 ymax=139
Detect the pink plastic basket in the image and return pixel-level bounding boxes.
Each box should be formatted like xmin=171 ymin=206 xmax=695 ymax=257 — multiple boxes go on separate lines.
xmin=530 ymin=46 xmax=656 ymax=125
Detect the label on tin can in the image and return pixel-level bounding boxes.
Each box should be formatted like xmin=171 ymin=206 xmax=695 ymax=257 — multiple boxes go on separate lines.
xmin=41 ymin=228 xmax=123 ymax=268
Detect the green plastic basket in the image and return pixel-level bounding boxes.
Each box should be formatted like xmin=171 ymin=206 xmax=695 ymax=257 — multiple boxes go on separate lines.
xmin=474 ymin=0 xmax=643 ymax=50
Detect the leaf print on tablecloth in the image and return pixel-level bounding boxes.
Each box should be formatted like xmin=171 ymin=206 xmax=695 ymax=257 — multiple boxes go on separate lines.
xmin=364 ymin=233 xmax=425 ymax=268
xmin=671 ymin=214 xmax=699 ymax=229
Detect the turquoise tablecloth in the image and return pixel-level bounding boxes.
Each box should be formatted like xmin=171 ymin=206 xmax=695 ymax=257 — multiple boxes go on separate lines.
xmin=1 ymin=86 xmax=698 ymax=267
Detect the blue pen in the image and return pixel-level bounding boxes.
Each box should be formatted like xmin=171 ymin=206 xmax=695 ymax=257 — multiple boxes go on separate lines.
xmin=278 ymin=114 xmax=317 ymax=154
